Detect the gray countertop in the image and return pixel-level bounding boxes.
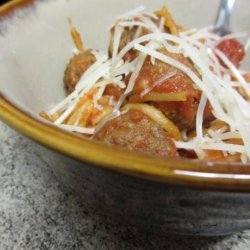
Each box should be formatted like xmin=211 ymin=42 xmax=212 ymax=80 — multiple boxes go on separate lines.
xmin=1 ymin=121 xmax=250 ymax=250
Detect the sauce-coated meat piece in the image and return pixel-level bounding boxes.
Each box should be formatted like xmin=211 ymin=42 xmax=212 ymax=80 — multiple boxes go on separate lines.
xmin=94 ymin=109 xmax=179 ymax=158
xmin=64 ymin=50 xmax=96 ymax=93
xmin=133 ymin=49 xmax=213 ymax=130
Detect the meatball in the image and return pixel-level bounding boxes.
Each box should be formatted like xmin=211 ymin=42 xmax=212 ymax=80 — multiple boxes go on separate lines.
xmin=132 ymin=49 xmax=213 ymax=130
xmin=64 ymin=49 xmax=96 ymax=93
xmin=94 ymin=109 xmax=179 ymax=158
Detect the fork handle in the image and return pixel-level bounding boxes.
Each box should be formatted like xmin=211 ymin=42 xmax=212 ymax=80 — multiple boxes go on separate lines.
xmin=214 ymin=0 xmax=235 ymax=36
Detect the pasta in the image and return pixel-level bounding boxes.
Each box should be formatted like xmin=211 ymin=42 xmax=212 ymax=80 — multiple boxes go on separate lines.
xmin=41 ymin=6 xmax=250 ymax=163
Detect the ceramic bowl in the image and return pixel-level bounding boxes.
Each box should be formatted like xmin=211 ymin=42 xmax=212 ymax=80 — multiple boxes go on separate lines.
xmin=1 ymin=0 xmax=250 ymax=236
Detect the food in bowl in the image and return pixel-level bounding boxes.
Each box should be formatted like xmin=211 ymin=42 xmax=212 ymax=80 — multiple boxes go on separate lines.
xmin=41 ymin=5 xmax=250 ymax=163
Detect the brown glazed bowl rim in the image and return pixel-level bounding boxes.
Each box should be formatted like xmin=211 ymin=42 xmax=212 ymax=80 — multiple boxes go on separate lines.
xmin=1 ymin=0 xmax=250 ymax=192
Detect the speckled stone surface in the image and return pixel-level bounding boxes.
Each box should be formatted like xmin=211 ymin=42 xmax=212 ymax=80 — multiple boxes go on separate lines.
xmin=1 ymin=121 xmax=250 ymax=250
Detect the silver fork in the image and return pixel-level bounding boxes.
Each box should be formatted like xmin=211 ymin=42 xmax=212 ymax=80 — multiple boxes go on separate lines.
xmin=213 ymin=0 xmax=236 ymax=36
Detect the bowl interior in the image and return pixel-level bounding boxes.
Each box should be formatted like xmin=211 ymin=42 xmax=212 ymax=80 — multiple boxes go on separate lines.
xmin=1 ymin=0 xmax=250 ymax=190
xmin=1 ymin=0 xmax=250 ymax=116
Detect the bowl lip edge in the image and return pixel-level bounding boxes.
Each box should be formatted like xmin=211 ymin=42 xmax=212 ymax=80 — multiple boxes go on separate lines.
xmin=1 ymin=0 xmax=250 ymax=192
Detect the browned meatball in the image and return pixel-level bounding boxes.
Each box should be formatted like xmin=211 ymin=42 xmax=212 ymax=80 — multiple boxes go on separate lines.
xmin=64 ymin=49 xmax=96 ymax=93
xmin=94 ymin=109 xmax=179 ymax=158
xmin=132 ymin=49 xmax=213 ymax=130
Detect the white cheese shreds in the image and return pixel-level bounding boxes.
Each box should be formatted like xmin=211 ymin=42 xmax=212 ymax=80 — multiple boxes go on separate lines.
xmin=175 ymin=140 xmax=246 ymax=154
xmin=48 ymin=53 xmax=109 ymax=115
xmin=245 ymin=38 xmax=250 ymax=52
xmin=164 ymin=42 xmax=183 ymax=54
xmin=74 ymin=105 xmax=86 ymax=126
xmin=76 ymin=60 xmax=111 ymax=92
xmin=134 ymin=26 xmax=143 ymax=39
xmin=95 ymin=79 xmax=112 ymax=88
xmin=140 ymin=71 xmax=177 ymax=97
xmin=199 ymin=142 xmax=246 ymax=154
xmin=214 ymin=49 xmax=250 ymax=97
xmin=46 ymin=6 xmax=250 ymax=163
xmin=150 ymin=56 xmax=156 ymax=65
xmin=233 ymin=109 xmax=250 ymax=158
xmin=124 ymin=54 xmax=146 ymax=95
xmin=84 ymin=53 xmax=109 ymax=78
xmin=110 ymin=76 xmax=126 ymax=89
xmin=54 ymin=102 xmax=77 ymax=125
xmin=112 ymin=25 xmax=124 ymax=63
xmin=113 ymin=53 xmax=146 ymax=112
xmin=159 ymin=17 xmax=165 ymax=32
xmin=134 ymin=43 xmax=235 ymax=127
xmin=143 ymin=11 xmax=159 ymax=20
xmin=94 ymin=112 xmax=120 ymax=133
xmin=48 ymin=90 xmax=76 ymax=116
xmin=58 ymin=125 xmax=95 ymax=134
xmin=112 ymin=59 xmax=137 ymax=76
xmin=208 ymin=131 xmax=241 ymax=141
xmin=190 ymin=31 xmax=220 ymax=41
xmin=196 ymin=93 xmax=207 ymax=140
xmin=137 ymin=14 xmax=160 ymax=33
xmin=49 ymin=57 xmax=112 ymax=128
xmin=180 ymin=29 xmax=197 ymax=36
xmin=93 ymin=85 xmax=106 ymax=110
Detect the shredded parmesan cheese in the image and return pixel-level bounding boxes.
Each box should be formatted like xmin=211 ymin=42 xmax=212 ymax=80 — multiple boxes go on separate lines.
xmin=196 ymin=93 xmax=207 ymax=140
xmin=58 ymin=125 xmax=95 ymax=134
xmin=44 ymin=5 xmax=250 ymax=163
xmin=112 ymin=25 xmax=124 ymax=63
